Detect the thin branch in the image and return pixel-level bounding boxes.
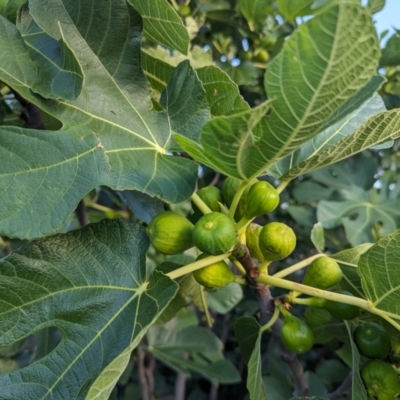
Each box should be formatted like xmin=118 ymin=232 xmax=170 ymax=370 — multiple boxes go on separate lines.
xmin=137 ymin=348 xmax=152 ymax=400
xmin=75 ymin=200 xmax=90 ymax=228
xmin=174 ymin=353 xmax=188 ymax=400
xmin=326 ymin=372 xmax=353 ymax=399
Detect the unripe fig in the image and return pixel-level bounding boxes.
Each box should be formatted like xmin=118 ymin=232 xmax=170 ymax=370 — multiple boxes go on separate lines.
xmin=147 ymin=211 xmax=194 ymax=254
xmin=259 ymin=222 xmax=296 ymax=261
xmin=361 ymin=360 xmax=400 ymax=400
xmin=193 ymin=253 xmax=235 ymax=288
xmin=244 ymin=181 xmax=279 ymax=219
xmin=193 ymin=212 xmax=236 ymax=255
xmin=191 ymin=186 xmax=222 ymax=214
xmin=280 ymin=314 xmax=314 ymax=354
xmin=302 ymin=256 xmax=343 ymax=290
xmin=246 ymin=223 xmax=264 ymax=261
xmin=354 ymin=322 xmax=391 ymax=359
xmin=324 ymin=290 xmax=359 ymax=320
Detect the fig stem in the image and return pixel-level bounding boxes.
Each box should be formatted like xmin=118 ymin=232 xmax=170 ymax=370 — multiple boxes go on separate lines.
xmin=272 ymin=254 xmax=324 ymax=279
xmin=234 ymin=276 xmax=247 ymax=285
xmin=276 ymin=179 xmax=291 ymax=194
xmin=166 ymin=252 xmax=231 ymax=280
xmin=258 ymin=260 xmax=270 ymax=275
xmin=290 ymin=296 xmax=326 ymax=308
xmin=191 ymin=192 xmax=213 ymax=214
xmin=235 ymin=216 xmax=253 ymax=233
xmin=228 ymin=180 xmax=250 ymax=220
xmin=254 ymin=274 xmax=400 ymax=326
xmin=230 ymin=257 xmax=246 ymax=275
xmin=260 ymin=305 xmax=281 ymax=332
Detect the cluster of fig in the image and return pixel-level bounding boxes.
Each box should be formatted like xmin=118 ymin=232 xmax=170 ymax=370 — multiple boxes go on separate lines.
xmin=146 ymin=177 xmax=291 ymax=288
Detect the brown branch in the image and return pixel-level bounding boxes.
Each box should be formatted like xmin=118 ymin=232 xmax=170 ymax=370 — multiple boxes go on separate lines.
xmin=13 ymin=92 xmax=46 ymax=130
xmin=75 ymin=200 xmax=90 ymax=228
xmin=137 ymin=348 xmax=154 ymax=400
xmin=326 ymin=372 xmax=353 ymax=399
xmin=234 ymin=244 xmax=309 ymax=396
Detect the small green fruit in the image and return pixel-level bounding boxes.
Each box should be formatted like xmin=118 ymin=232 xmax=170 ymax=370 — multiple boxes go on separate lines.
xmin=178 ymin=5 xmax=191 ymax=16
xmin=361 ymin=360 xmax=400 ymax=400
xmin=258 ymin=222 xmax=296 ymax=261
xmin=302 ymin=256 xmax=343 ymax=290
xmin=193 ymin=253 xmax=235 ymax=288
xmin=246 ymin=223 xmax=264 ymax=261
xmin=193 ymin=212 xmax=236 ymax=255
xmin=354 ymin=322 xmax=391 ymax=359
xmin=324 ymin=290 xmax=359 ymax=320
xmin=191 ymin=186 xmax=222 ymax=214
xmin=280 ymin=314 xmax=314 ymax=354
xmin=253 ymin=49 xmax=269 ymax=63
xmin=244 ymin=181 xmax=280 ymax=219
xmin=147 ymin=211 xmax=194 ymax=254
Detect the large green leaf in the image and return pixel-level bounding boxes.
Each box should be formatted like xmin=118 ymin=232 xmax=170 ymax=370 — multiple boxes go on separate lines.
xmin=128 ymin=0 xmax=189 ymax=55
xmin=176 ymin=1 xmax=381 ymax=180
xmin=0 ymin=1 xmax=210 ymax=239
xmin=0 ymin=219 xmax=178 ymax=399
xmin=276 ymin=109 xmax=400 ymax=180
xmin=267 ymin=76 xmax=387 ymax=178
xmin=358 ymin=229 xmax=400 ymax=322
xmin=147 ymin=319 xmax=241 ymax=384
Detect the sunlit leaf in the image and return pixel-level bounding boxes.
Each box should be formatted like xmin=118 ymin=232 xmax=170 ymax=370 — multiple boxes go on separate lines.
xmin=177 ymin=2 xmax=381 ymax=180
xmin=128 ymin=0 xmax=189 ymax=55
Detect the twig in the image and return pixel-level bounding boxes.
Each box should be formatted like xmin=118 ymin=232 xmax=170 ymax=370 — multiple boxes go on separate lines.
xmin=75 ymin=200 xmax=89 ymax=227
xmin=13 ymin=92 xmax=46 ymax=130
xmin=137 ymin=348 xmax=153 ymax=400
xmin=326 ymin=372 xmax=353 ymax=399
xmin=209 ymin=172 xmax=221 ymax=187
xmin=174 ymin=353 xmax=188 ymax=400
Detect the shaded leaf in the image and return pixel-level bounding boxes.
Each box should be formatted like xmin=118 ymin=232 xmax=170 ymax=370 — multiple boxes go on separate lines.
xmin=380 ymin=33 xmax=400 ymax=66
xmin=247 ymin=334 xmax=266 ymax=400
xmin=118 ymin=190 xmax=164 ymax=224
xmin=208 ymin=283 xmax=243 ymax=314
xmin=277 ymin=0 xmax=314 ymax=19
xmin=344 ymin=322 xmax=368 ymax=400
xmin=234 ymin=316 xmax=260 ymax=364
xmin=128 ymin=0 xmax=189 ymax=55
xmin=0 ymin=219 xmax=178 ymax=399
xmin=238 ymin=0 xmax=271 ymax=31
xmin=310 ymin=222 xmax=324 ymax=252
xmin=17 ymin=4 xmax=83 ymax=100
xmin=317 ymin=171 xmax=400 ymax=246
xmin=358 ymin=229 xmax=400 ymax=323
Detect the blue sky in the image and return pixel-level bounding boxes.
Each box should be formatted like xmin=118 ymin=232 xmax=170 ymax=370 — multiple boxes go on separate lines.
xmin=374 ymin=0 xmax=400 ymax=38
